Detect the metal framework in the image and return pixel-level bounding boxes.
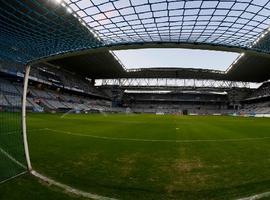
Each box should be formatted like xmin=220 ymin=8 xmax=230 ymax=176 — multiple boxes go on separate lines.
xmin=1 ymin=1 xmax=270 ymax=64
xmin=99 ymin=78 xmax=251 ymax=88
xmin=66 ymin=0 xmax=270 ymax=48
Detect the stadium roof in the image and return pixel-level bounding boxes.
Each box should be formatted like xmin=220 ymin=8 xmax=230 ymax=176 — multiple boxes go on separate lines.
xmin=48 ymin=51 xmax=126 ymax=78
xmin=45 ymin=50 xmax=270 ymax=82
xmin=1 ymin=0 xmax=270 ymax=82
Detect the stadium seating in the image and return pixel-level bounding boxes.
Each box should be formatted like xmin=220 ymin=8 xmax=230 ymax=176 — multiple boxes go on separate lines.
xmin=0 ymin=78 xmax=20 ymax=94
xmin=0 ymin=76 xmax=111 ymax=112
xmin=0 ymin=94 xmax=9 ymax=106
xmin=248 ymin=82 xmax=270 ymax=99
xmin=0 ymin=61 xmax=270 ymax=116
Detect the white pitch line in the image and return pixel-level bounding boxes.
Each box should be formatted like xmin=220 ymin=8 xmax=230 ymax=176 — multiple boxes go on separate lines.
xmin=1 ymin=128 xmax=48 ymax=136
xmin=2 ymin=130 xmax=20 ymax=135
xmin=40 ymin=128 xmax=270 ymax=143
xmin=0 ymin=171 xmax=27 ymax=185
xmin=0 ymin=147 xmax=26 ymax=169
xmin=236 ymin=191 xmax=270 ymax=200
xmin=31 ymin=170 xmax=117 ymax=200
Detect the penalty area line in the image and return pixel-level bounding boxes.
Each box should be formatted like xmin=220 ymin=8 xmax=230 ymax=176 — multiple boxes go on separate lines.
xmin=40 ymin=128 xmax=270 ymax=143
xmin=31 ymin=170 xmax=117 ymax=200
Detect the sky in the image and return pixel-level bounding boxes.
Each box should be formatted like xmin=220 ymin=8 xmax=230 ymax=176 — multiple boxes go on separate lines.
xmin=113 ymin=48 xmax=239 ymax=71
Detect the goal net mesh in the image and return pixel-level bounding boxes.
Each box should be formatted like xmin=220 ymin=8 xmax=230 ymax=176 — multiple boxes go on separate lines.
xmin=0 ymin=76 xmax=27 ymax=183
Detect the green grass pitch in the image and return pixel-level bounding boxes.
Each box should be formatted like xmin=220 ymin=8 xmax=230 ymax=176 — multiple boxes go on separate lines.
xmin=1 ymin=113 xmax=270 ymax=199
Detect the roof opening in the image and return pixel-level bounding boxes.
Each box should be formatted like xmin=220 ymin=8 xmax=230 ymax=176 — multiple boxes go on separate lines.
xmin=112 ymin=48 xmax=239 ymax=71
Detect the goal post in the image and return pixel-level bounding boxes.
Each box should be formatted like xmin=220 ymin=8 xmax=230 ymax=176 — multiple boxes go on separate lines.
xmin=22 ymin=65 xmax=32 ymax=171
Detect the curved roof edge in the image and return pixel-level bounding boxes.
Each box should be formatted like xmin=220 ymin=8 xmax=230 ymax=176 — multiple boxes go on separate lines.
xmin=29 ymin=42 xmax=270 ymax=66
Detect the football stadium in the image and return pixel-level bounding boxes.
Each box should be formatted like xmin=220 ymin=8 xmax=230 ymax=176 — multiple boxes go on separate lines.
xmin=1 ymin=0 xmax=270 ymax=200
